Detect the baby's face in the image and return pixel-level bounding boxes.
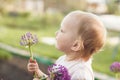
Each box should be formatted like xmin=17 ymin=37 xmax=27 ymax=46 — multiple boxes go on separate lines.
xmin=55 ymin=15 xmax=79 ymax=52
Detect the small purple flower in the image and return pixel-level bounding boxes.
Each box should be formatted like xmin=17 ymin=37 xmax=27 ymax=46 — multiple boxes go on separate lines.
xmin=48 ymin=64 xmax=71 ymax=80
xmin=110 ymin=62 xmax=120 ymax=73
xmin=20 ymin=32 xmax=38 ymax=60
xmin=20 ymin=32 xmax=38 ymax=46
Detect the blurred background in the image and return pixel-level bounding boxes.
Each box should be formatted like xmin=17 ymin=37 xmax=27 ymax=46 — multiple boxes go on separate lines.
xmin=0 ymin=0 xmax=120 ymax=80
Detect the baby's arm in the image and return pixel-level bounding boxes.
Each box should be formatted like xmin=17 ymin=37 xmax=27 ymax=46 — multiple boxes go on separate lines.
xmin=27 ymin=58 xmax=48 ymax=79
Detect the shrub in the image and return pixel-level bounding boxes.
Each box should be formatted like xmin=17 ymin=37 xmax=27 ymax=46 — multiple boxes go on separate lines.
xmin=0 ymin=12 xmax=63 ymax=30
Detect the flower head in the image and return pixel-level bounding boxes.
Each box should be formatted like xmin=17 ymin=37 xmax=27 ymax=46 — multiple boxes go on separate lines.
xmin=20 ymin=32 xmax=38 ymax=60
xmin=20 ymin=32 xmax=38 ymax=46
xmin=48 ymin=64 xmax=71 ymax=80
xmin=110 ymin=62 xmax=120 ymax=73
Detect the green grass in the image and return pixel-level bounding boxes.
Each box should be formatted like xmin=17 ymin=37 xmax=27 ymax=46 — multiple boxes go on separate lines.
xmin=0 ymin=15 xmax=119 ymax=77
xmin=0 ymin=13 xmax=63 ymax=30
xmin=0 ymin=26 xmax=119 ymax=77
xmin=0 ymin=48 xmax=12 ymax=60
xmin=92 ymin=44 xmax=120 ymax=76
xmin=0 ymin=14 xmax=63 ymax=59
xmin=0 ymin=26 xmax=63 ymax=59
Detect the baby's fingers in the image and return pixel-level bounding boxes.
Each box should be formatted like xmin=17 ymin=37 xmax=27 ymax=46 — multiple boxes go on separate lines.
xmin=27 ymin=63 xmax=39 ymax=72
xmin=28 ymin=63 xmax=36 ymax=69
xmin=28 ymin=67 xmax=37 ymax=72
xmin=28 ymin=66 xmax=37 ymax=72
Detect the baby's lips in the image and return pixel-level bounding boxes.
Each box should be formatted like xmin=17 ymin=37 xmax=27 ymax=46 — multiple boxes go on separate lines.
xmin=29 ymin=58 xmax=36 ymax=63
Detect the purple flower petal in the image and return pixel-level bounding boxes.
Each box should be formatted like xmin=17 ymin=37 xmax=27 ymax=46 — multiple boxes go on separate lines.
xmin=110 ymin=62 xmax=120 ymax=73
xmin=48 ymin=64 xmax=71 ymax=80
xmin=20 ymin=32 xmax=38 ymax=46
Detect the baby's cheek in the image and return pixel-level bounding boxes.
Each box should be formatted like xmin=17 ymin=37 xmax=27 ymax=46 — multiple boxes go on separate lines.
xmin=60 ymin=43 xmax=69 ymax=51
xmin=56 ymin=35 xmax=70 ymax=50
xmin=56 ymin=41 xmax=64 ymax=51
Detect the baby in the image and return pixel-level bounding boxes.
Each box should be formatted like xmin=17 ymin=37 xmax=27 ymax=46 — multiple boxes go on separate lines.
xmin=27 ymin=11 xmax=106 ymax=80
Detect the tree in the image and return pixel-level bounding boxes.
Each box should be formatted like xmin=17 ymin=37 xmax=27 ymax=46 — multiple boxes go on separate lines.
xmin=106 ymin=0 xmax=120 ymax=15
xmin=0 ymin=0 xmax=15 ymax=16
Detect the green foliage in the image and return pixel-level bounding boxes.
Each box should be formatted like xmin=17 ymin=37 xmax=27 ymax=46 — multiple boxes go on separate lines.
xmin=0 ymin=48 xmax=12 ymax=60
xmin=107 ymin=31 xmax=120 ymax=37
xmin=93 ymin=43 xmax=120 ymax=76
xmin=19 ymin=12 xmax=30 ymax=18
xmin=0 ymin=26 xmax=62 ymax=59
xmin=106 ymin=0 xmax=120 ymax=15
xmin=0 ymin=13 xmax=120 ymax=76
xmin=33 ymin=42 xmax=63 ymax=59
xmin=0 ymin=13 xmax=63 ymax=30
xmin=0 ymin=26 xmax=120 ymax=77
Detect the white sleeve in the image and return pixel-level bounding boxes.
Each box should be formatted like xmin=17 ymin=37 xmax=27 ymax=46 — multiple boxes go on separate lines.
xmin=71 ymin=67 xmax=93 ymax=80
xmin=55 ymin=55 xmax=65 ymax=64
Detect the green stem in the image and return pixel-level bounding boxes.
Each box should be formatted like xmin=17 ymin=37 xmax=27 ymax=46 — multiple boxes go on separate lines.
xmin=116 ymin=73 xmax=120 ymax=80
xmin=29 ymin=45 xmax=33 ymax=60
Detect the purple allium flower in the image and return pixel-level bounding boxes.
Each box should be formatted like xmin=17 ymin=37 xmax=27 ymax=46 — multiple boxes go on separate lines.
xmin=110 ymin=62 xmax=120 ymax=73
xmin=20 ymin=32 xmax=38 ymax=46
xmin=48 ymin=64 xmax=71 ymax=80
xmin=20 ymin=32 xmax=38 ymax=59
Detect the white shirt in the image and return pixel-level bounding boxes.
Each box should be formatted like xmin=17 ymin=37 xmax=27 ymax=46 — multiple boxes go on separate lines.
xmin=55 ymin=55 xmax=94 ymax=80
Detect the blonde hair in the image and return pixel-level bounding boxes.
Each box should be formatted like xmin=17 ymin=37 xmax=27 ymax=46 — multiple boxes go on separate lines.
xmin=68 ymin=11 xmax=106 ymax=61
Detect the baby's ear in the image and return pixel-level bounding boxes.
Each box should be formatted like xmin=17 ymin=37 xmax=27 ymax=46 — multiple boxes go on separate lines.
xmin=71 ymin=40 xmax=83 ymax=51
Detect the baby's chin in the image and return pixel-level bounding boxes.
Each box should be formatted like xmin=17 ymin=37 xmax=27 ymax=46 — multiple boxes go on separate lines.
xmin=55 ymin=44 xmax=62 ymax=51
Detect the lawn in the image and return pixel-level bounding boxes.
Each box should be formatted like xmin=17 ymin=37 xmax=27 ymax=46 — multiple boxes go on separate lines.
xmin=0 ymin=14 xmax=63 ymax=59
xmin=0 ymin=26 xmax=119 ymax=77
xmin=0 ymin=15 xmax=120 ymax=77
xmin=0 ymin=26 xmax=63 ymax=59
xmin=93 ymin=44 xmax=120 ymax=76
xmin=0 ymin=48 xmax=12 ymax=60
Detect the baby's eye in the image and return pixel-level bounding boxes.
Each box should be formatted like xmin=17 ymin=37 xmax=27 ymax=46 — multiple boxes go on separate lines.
xmin=60 ymin=29 xmax=64 ymax=33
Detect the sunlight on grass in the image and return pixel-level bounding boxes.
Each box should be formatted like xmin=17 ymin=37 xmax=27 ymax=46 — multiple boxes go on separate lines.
xmin=0 ymin=26 xmax=120 ymax=77
xmin=0 ymin=48 xmax=12 ymax=60
xmin=93 ymin=44 xmax=120 ymax=76
xmin=0 ymin=20 xmax=120 ymax=77
xmin=0 ymin=26 xmax=62 ymax=59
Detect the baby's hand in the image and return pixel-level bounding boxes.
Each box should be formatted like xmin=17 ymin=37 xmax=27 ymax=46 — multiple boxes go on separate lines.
xmin=27 ymin=58 xmax=39 ymax=73
xmin=27 ymin=58 xmax=47 ymax=79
